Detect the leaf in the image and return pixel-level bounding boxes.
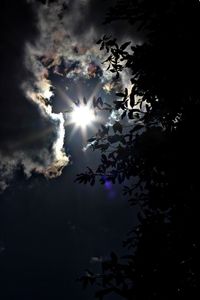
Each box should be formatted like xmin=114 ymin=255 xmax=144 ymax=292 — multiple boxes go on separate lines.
xmin=88 ymin=137 xmax=96 ymax=143
xmin=97 ymin=97 xmax=103 ymax=106
xmin=116 ymin=92 xmax=125 ymax=97
xmin=113 ymin=122 xmax=122 ymax=133
xmin=90 ymin=177 xmax=95 ymax=186
xmin=101 ymin=154 xmax=107 ymax=164
xmin=116 ymin=72 xmax=120 ymax=79
xmin=87 ymin=167 xmax=93 ymax=174
xmin=120 ymin=41 xmax=131 ymax=50
xmin=146 ymin=104 xmax=150 ymax=112
xmin=106 ymin=38 xmax=116 ymax=46
xmin=95 ymin=144 xmax=109 ymax=152
xmin=75 ymin=173 xmax=92 ymax=184
xmin=121 ymin=110 xmax=126 ymax=119
xmin=102 ymin=34 xmax=108 ymax=40
xmin=128 ymin=110 xmax=134 ymax=119
xmin=130 ymin=87 xmax=135 ymax=108
xmin=93 ymin=96 xmax=97 ymax=107
xmin=108 ymin=135 xmax=121 ymax=144
xmin=103 ymin=55 xmax=112 ymax=63
xmin=100 ymin=43 xmax=104 ymax=50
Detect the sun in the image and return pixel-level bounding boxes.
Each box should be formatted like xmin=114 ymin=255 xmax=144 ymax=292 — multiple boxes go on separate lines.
xmin=71 ymin=104 xmax=95 ymax=129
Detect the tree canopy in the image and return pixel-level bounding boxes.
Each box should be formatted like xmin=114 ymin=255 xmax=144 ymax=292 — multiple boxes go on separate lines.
xmin=77 ymin=1 xmax=200 ymax=299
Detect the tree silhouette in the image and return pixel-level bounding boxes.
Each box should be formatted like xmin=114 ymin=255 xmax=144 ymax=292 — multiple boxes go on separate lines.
xmin=77 ymin=1 xmax=200 ymax=299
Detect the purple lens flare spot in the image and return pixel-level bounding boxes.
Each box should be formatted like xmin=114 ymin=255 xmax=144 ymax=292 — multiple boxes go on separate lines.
xmin=105 ymin=180 xmax=112 ymax=190
xmin=101 ymin=176 xmax=117 ymax=200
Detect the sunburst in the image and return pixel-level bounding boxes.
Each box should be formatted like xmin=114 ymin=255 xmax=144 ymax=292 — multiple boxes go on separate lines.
xmin=71 ymin=104 xmax=95 ymax=129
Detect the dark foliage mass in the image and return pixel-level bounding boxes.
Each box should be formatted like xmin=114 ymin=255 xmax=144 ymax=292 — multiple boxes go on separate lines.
xmin=77 ymin=0 xmax=200 ymax=299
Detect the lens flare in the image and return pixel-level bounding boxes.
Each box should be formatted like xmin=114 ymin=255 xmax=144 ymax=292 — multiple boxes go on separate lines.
xmin=71 ymin=105 xmax=95 ymax=128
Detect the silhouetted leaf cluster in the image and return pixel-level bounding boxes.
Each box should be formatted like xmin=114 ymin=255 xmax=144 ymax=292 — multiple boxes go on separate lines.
xmin=78 ymin=0 xmax=200 ymax=299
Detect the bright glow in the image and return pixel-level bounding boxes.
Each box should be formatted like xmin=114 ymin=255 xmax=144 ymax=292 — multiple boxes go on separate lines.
xmin=43 ymin=89 xmax=53 ymax=99
xmin=71 ymin=105 xmax=95 ymax=128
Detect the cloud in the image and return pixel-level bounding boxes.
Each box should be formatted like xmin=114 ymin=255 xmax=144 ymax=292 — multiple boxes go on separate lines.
xmin=28 ymin=0 xmax=140 ymax=86
xmin=0 ymin=0 xmax=68 ymax=191
xmin=0 ymin=0 xmax=142 ymax=191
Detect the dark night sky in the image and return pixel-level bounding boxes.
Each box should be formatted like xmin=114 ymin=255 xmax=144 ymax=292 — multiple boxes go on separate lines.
xmin=0 ymin=1 xmax=138 ymax=299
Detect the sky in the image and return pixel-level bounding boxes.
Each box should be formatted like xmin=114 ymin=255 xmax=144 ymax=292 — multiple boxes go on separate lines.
xmin=0 ymin=1 xmax=138 ymax=299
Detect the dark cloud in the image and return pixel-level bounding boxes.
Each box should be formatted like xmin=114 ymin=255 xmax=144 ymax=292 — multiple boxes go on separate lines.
xmin=0 ymin=0 xmax=68 ymax=191
xmin=55 ymin=0 xmax=142 ymax=41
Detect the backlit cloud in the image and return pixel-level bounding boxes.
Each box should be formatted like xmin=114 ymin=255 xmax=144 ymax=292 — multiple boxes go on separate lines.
xmin=0 ymin=0 xmax=141 ymax=191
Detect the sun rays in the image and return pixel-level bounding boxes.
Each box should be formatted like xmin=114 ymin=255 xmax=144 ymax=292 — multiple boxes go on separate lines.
xmin=70 ymin=104 xmax=95 ymax=128
xmin=63 ymin=82 xmax=103 ymax=141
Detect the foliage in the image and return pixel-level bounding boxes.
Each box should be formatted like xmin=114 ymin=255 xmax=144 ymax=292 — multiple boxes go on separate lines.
xmin=77 ymin=0 xmax=200 ymax=299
